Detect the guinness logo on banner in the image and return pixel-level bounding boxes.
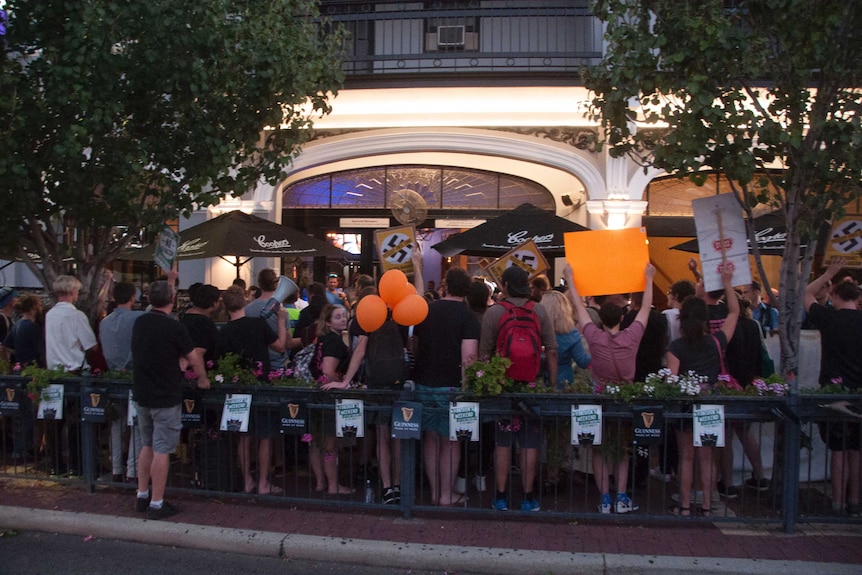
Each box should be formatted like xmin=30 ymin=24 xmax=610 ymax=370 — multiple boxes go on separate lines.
xmin=184 ymin=399 xmax=195 ymax=413
xmin=641 ymin=411 xmax=655 ymax=428
xmin=81 ymin=387 xmax=108 ymax=423
xmin=0 ymin=386 xmax=21 ymax=416
xmin=280 ymin=400 xmax=307 ymax=435
xmin=6 ymin=388 xmax=15 ymax=402
xmin=181 ymin=391 xmax=203 ymax=429
xmin=632 ymin=405 xmax=663 ymax=445
xmin=401 ymin=407 xmax=414 ymax=422
xmin=392 ymin=401 xmax=422 ymax=440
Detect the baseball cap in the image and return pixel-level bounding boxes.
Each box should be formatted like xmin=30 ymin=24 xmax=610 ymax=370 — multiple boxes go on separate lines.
xmin=0 ymin=286 xmax=20 ymax=308
xmin=501 ymin=267 xmax=530 ymax=298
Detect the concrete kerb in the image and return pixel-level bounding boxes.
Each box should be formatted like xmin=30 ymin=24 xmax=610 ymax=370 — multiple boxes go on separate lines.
xmin=1 ymin=506 xmax=860 ymax=575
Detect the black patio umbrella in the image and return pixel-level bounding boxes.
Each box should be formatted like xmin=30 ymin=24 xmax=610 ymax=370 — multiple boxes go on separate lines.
xmin=431 ymin=203 xmax=590 ymax=258
xmin=124 ymin=210 xmax=348 ymax=276
xmin=670 ymin=212 xmax=826 ymax=255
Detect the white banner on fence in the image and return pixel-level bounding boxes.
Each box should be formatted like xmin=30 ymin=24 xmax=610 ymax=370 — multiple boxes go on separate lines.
xmin=220 ymin=393 xmax=252 ymax=433
xmin=693 ymin=404 xmax=725 ymax=447
xmin=449 ymin=402 xmax=480 ymax=442
xmin=571 ymin=404 xmax=602 ymax=446
xmin=37 ymin=384 xmax=64 ymax=420
xmin=336 ymin=398 xmax=365 ymax=438
xmin=127 ymin=390 xmax=138 ymax=426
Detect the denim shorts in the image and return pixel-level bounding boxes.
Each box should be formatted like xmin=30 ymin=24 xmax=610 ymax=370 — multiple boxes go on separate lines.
xmin=136 ymin=403 xmax=182 ymax=455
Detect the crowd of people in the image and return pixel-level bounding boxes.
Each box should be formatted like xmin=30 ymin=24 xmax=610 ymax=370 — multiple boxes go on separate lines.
xmin=1 ymin=250 xmax=861 ymax=520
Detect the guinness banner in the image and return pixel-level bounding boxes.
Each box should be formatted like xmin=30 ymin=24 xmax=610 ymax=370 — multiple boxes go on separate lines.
xmin=336 ymin=398 xmax=365 ymax=438
xmin=391 ymin=401 xmax=422 ymax=440
xmin=280 ymin=399 xmax=308 ymax=435
xmin=571 ymin=404 xmax=602 ymax=446
xmin=220 ymin=393 xmax=252 ymax=433
xmin=80 ymin=386 xmax=108 ymax=423
xmin=693 ymin=404 xmax=725 ymax=447
xmin=0 ymin=383 xmax=23 ymax=416
xmin=632 ymin=405 xmax=664 ymax=445
xmin=449 ymin=401 xmax=479 ymax=442
xmin=181 ymin=390 xmax=204 ymax=429
xmin=37 ymin=384 xmax=64 ymax=420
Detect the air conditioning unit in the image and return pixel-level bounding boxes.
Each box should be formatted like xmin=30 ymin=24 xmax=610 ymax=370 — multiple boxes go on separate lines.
xmin=437 ymin=25 xmax=465 ymax=47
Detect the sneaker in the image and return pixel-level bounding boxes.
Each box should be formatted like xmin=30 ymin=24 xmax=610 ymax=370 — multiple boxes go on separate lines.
xmin=520 ymin=499 xmax=541 ymax=512
xmin=382 ymin=487 xmax=397 ymax=505
xmin=717 ymin=481 xmax=739 ymax=499
xmin=598 ymin=493 xmax=612 ymax=514
xmin=454 ymin=476 xmax=467 ymax=494
xmin=745 ymin=477 xmax=770 ymax=492
xmin=615 ymin=493 xmax=639 ymax=514
xmin=649 ymin=467 xmax=672 ymax=483
xmin=134 ymin=494 xmax=151 ymax=513
xmin=492 ymin=498 xmax=508 ymax=511
xmin=147 ymin=501 xmax=180 ymax=520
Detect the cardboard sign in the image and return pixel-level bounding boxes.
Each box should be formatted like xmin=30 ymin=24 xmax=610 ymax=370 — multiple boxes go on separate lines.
xmin=336 ymin=398 xmax=365 ymax=438
xmin=391 ymin=401 xmax=422 ymax=440
xmin=693 ymin=404 xmax=725 ymax=447
xmin=375 ymin=226 xmax=416 ymax=273
xmin=485 ymin=239 xmax=549 ymax=287
xmin=823 ymin=215 xmax=862 ymax=268
xmin=632 ymin=405 xmax=664 ymax=445
xmin=564 ymin=228 xmax=650 ymax=297
xmin=181 ymin=390 xmax=204 ymax=429
xmin=220 ymin=393 xmax=252 ymax=433
xmin=80 ymin=386 xmax=108 ymax=423
xmin=280 ymin=399 xmax=309 ymax=435
xmin=449 ymin=401 xmax=479 ymax=442
xmin=571 ymin=404 xmax=602 ymax=446
xmin=692 ymin=194 xmax=752 ymax=291
xmin=37 ymin=384 xmax=64 ymax=420
xmin=153 ymin=225 xmax=180 ymax=273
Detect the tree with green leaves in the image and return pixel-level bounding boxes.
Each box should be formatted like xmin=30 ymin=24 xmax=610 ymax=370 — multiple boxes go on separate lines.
xmin=584 ymin=0 xmax=862 ymax=385
xmin=0 ymin=0 xmax=345 ymax=318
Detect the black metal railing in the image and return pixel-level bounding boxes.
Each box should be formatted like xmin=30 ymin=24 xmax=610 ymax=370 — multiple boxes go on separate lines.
xmin=1 ymin=375 xmax=860 ymax=533
xmin=318 ymin=1 xmax=602 ymax=78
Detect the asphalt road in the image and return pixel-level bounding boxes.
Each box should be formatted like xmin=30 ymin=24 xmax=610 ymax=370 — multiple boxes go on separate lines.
xmin=0 ymin=529 xmax=486 ymax=575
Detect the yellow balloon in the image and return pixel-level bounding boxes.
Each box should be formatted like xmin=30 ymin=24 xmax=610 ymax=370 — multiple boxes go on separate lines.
xmin=355 ymin=294 xmax=388 ymax=332
xmin=392 ymin=293 xmax=429 ymax=327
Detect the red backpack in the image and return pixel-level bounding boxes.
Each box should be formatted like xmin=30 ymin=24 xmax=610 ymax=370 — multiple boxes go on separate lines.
xmin=495 ymin=300 xmax=542 ymax=382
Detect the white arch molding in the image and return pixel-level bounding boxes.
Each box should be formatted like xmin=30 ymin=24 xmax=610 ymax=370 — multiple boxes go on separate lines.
xmin=265 ymin=128 xmax=608 ymax=218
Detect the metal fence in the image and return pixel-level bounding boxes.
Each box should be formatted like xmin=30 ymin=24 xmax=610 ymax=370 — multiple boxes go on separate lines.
xmin=1 ymin=375 xmax=860 ymax=533
xmin=319 ymin=1 xmax=603 ymax=77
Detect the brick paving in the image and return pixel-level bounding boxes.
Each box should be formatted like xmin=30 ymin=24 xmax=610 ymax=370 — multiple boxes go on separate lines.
xmin=1 ymin=477 xmax=861 ymax=567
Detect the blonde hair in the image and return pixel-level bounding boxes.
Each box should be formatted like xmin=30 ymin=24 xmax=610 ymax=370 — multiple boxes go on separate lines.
xmin=316 ymin=304 xmax=346 ymax=338
xmin=53 ymin=275 xmax=82 ymax=296
xmin=540 ymin=290 xmax=575 ymax=334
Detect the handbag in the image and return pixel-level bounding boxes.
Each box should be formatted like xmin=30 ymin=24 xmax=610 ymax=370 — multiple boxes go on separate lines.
xmin=760 ymin=340 xmax=776 ymax=377
xmin=712 ymin=335 xmax=743 ymax=391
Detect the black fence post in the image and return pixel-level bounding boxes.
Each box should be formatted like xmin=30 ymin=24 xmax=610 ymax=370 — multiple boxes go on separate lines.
xmin=781 ymin=394 xmax=801 ymax=533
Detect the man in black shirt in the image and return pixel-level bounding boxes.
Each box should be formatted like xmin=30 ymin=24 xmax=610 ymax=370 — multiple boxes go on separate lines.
xmin=132 ymin=276 xmax=210 ymax=520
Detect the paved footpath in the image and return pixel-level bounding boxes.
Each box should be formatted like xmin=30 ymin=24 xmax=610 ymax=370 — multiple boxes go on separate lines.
xmin=0 ymin=478 xmax=860 ymax=575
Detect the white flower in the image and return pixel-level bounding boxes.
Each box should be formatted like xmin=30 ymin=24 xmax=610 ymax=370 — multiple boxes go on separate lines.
xmin=215 ymin=374 xmax=224 ymax=383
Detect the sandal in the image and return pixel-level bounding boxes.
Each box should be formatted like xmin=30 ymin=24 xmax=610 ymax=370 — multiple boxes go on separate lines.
xmin=669 ymin=505 xmax=691 ymax=516
xmin=698 ymin=506 xmax=712 ymax=517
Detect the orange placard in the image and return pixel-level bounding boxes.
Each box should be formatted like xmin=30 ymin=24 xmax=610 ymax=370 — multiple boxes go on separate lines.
xmin=564 ymin=228 xmax=650 ymax=296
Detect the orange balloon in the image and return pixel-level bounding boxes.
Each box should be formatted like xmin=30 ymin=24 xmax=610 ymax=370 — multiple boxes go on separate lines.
xmin=355 ymin=294 xmax=388 ymax=332
xmin=392 ymin=293 xmax=429 ymax=327
xmin=378 ymin=269 xmax=409 ymax=307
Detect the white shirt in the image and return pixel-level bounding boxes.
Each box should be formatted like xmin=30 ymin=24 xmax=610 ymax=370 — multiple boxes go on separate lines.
xmin=45 ymin=302 xmax=98 ymax=371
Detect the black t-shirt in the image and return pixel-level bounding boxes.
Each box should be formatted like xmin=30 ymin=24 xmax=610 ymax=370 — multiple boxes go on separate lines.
xmin=317 ymin=330 xmax=350 ymax=378
xmin=668 ymin=330 xmax=728 ymax=385
xmin=413 ymin=299 xmax=481 ymax=388
xmin=807 ymin=303 xmax=862 ymax=389
xmin=180 ymin=313 xmax=219 ymax=365
xmin=132 ymin=310 xmax=195 ymax=408
xmin=725 ymin=317 xmax=762 ymax=386
xmin=621 ymin=307 xmax=667 ymax=382
xmin=216 ymin=316 xmax=278 ymax=379
xmin=3 ymin=319 xmax=45 ymax=368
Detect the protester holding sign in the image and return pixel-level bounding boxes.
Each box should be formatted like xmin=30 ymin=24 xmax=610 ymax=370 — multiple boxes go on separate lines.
xmin=665 ymin=266 xmax=739 ymax=517
xmin=563 ymin=262 xmax=655 ymax=515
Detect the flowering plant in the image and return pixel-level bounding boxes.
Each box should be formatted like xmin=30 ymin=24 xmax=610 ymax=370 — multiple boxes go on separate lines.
xmin=206 ymin=354 xmax=260 ymax=387
xmin=465 ymin=356 xmax=512 ymax=396
xmin=750 ymin=374 xmax=789 ymax=396
xmin=598 ymin=369 xmax=706 ymax=402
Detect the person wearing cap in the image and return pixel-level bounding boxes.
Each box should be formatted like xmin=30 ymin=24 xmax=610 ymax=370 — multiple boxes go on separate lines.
xmin=325 ymin=273 xmax=351 ymax=311
xmin=0 ymin=286 xmax=20 ymax=362
xmin=479 ymin=265 xmax=558 ymax=512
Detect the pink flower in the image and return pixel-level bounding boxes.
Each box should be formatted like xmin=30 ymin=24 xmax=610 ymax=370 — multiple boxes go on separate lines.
xmin=475 ymin=370 xmax=484 ymax=378
xmin=12 ymin=362 xmax=21 ymax=373
xmin=528 ymin=381 xmax=537 ymax=389
xmin=206 ymin=360 xmax=215 ymax=369
xmin=252 ymin=362 xmax=263 ymax=377
xmin=301 ymin=433 xmax=313 ymax=443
